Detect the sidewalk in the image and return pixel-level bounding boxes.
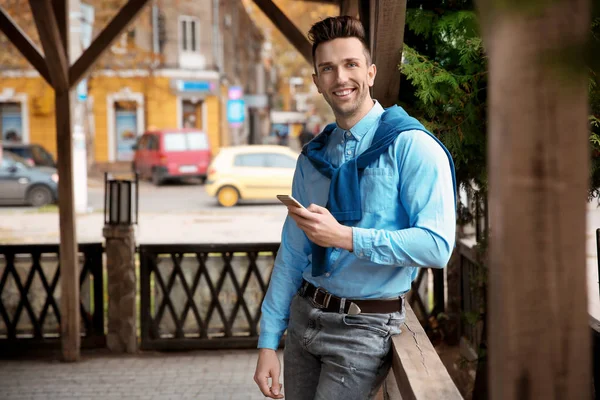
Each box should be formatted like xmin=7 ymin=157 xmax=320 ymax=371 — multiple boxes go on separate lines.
xmin=0 ymin=349 xmax=280 ymax=400
xmin=0 ymin=210 xmax=286 ymax=244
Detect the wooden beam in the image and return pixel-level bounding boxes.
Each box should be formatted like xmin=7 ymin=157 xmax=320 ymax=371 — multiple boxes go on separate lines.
xmin=30 ymin=0 xmax=80 ymax=362
xmin=368 ymin=0 xmax=407 ymax=108
xmin=52 ymin=0 xmax=68 ymax=58
xmin=390 ymin=304 xmax=463 ymax=400
xmin=340 ymin=0 xmax=359 ymax=17
xmin=0 ymin=7 xmax=51 ymax=85
xmin=29 ymin=0 xmax=69 ymax=93
xmin=252 ymin=0 xmax=312 ymax=64
xmin=70 ymin=0 xmax=152 ymax=87
xmin=478 ymin=0 xmax=592 ymax=397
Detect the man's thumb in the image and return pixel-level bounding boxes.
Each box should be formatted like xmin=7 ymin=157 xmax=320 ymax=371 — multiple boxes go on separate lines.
xmin=272 ymin=374 xmax=281 ymax=395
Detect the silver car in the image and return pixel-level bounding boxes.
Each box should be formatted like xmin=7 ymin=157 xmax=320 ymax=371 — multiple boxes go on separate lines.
xmin=0 ymin=152 xmax=59 ymax=207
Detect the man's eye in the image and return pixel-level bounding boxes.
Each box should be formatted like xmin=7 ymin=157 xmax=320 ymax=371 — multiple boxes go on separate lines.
xmin=348 ymin=63 xmax=357 ymax=67
xmin=322 ymin=66 xmax=332 ymax=72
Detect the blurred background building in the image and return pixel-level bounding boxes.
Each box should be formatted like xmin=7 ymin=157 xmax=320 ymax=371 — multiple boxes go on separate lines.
xmin=0 ymin=0 xmax=336 ymax=169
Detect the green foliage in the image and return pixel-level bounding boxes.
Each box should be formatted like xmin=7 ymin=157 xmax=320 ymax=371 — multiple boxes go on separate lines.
xmin=588 ymin=12 xmax=600 ymax=200
xmin=402 ymin=1 xmax=600 ymax=202
xmin=400 ymin=2 xmax=488 ymax=206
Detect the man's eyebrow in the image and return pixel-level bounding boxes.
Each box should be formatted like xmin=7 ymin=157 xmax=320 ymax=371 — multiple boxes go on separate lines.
xmin=317 ymin=58 xmax=361 ymax=68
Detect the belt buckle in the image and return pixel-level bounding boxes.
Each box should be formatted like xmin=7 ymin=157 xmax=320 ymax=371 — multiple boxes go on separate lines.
xmin=312 ymin=287 xmax=331 ymax=309
xmin=347 ymin=302 xmax=362 ymax=315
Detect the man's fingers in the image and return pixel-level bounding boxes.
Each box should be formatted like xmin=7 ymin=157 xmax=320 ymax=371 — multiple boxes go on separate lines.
xmin=255 ymin=374 xmax=275 ymax=398
xmin=289 ymin=212 xmax=313 ymax=229
xmin=288 ymin=206 xmax=319 ymax=221
xmin=307 ymin=203 xmax=326 ymax=213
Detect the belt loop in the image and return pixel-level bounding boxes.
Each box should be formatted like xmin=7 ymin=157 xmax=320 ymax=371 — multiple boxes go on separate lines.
xmin=339 ymin=297 xmax=346 ymax=314
xmin=299 ymin=281 xmax=307 ymax=296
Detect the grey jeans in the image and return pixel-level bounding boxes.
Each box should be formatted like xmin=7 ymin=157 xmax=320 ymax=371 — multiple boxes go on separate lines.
xmin=283 ymin=293 xmax=406 ymax=400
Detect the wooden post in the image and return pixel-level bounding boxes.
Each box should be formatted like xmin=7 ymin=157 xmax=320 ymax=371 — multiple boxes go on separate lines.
xmin=55 ymin=89 xmax=80 ymax=362
xmin=1 ymin=0 xmax=152 ymax=363
xmin=365 ymin=0 xmax=407 ymax=108
xmin=340 ymin=0 xmax=359 ymax=17
xmin=30 ymin=0 xmax=80 ymax=362
xmin=478 ymin=0 xmax=591 ymax=397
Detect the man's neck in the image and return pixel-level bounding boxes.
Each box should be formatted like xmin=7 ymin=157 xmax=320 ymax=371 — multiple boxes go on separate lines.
xmin=335 ymin=99 xmax=376 ymax=130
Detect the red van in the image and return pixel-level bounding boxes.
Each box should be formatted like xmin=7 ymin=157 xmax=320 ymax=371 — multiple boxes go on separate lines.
xmin=133 ymin=129 xmax=211 ymax=185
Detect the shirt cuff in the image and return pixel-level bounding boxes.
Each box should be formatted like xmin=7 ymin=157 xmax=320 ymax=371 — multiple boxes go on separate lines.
xmin=352 ymin=227 xmax=373 ymax=260
xmin=257 ymin=332 xmax=282 ymax=350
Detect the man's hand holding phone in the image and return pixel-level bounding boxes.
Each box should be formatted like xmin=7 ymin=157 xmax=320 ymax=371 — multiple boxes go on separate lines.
xmin=277 ymin=195 xmax=353 ymax=251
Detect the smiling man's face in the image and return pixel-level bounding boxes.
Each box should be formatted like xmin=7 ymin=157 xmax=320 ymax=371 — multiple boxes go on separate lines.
xmin=312 ymin=37 xmax=376 ymax=125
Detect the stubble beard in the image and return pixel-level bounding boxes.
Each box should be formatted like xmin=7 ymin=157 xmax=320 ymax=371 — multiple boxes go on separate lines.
xmin=326 ymin=84 xmax=369 ymax=121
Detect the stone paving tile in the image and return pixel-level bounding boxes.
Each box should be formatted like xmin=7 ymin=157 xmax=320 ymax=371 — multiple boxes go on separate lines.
xmin=0 ymin=349 xmax=283 ymax=400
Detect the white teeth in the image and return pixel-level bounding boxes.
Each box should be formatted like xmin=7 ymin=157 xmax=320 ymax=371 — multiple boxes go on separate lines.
xmin=334 ymin=89 xmax=353 ymax=96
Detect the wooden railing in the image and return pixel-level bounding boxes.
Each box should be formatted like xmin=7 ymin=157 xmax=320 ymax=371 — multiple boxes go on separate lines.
xmin=0 ymin=243 xmax=105 ymax=354
xmin=379 ymin=304 xmax=463 ymax=400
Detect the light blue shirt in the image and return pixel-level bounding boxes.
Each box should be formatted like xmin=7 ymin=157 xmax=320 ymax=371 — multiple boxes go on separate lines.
xmin=258 ymin=101 xmax=456 ymax=350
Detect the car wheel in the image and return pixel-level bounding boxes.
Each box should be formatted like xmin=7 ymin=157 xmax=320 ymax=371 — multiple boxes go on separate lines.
xmin=27 ymin=185 xmax=53 ymax=207
xmin=152 ymin=169 xmax=164 ymax=186
xmin=217 ymin=186 xmax=240 ymax=207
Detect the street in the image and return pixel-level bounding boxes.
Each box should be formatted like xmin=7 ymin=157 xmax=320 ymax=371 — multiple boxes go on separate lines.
xmin=0 ymin=179 xmax=288 ymax=244
xmin=88 ymin=178 xmax=287 ymax=214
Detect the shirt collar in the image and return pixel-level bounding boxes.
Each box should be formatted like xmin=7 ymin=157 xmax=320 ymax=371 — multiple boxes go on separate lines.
xmin=335 ymin=100 xmax=385 ymax=141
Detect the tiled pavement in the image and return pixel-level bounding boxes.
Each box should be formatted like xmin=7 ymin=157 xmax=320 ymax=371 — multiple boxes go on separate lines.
xmin=0 ymin=349 xmax=282 ymax=400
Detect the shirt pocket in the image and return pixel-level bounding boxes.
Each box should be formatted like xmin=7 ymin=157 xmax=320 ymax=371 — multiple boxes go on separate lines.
xmin=360 ymin=167 xmax=395 ymax=213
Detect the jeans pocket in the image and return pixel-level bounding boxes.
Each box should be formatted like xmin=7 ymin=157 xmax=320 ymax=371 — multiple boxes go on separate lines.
xmin=342 ymin=314 xmax=391 ymax=337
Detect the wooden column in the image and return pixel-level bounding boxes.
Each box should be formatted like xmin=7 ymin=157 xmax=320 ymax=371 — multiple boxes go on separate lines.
xmin=363 ymin=0 xmax=407 ymax=108
xmin=4 ymin=0 xmax=151 ymax=362
xmin=340 ymin=0 xmax=359 ymax=17
xmin=478 ymin=0 xmax=591 ymax=397
xmin=30 ymin=0 xmax=80 ymax=362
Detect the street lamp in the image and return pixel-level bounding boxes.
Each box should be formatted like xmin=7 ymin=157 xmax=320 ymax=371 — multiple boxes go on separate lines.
xmin=104 ymin=173 xmax=138 ymax=225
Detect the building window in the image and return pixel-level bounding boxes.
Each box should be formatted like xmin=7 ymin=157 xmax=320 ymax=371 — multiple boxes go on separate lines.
xmin=182 ymin=100 xmax=203 ymax=129
xmin=180 ymin=16 xmax=199 ymax=53
xmin=0 ymin=102 xmax=23 ymax=143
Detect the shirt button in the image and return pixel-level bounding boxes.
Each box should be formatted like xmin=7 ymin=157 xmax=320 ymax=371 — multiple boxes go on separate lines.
xmin=325 ymin=272 xmax=331 ymax=277
xmin=346 ymin=132 xmax=351 ymax=138
xmin=346 ymin=150 xmax=352 ymax=155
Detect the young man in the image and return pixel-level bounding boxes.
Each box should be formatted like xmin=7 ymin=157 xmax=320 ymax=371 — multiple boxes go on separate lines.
xmin=254 ymin=16 xmax=456 ymax=400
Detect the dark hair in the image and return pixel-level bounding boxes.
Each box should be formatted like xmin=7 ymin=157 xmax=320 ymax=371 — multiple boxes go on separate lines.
xmin=308 ymin=16 xmax=371 ymax=70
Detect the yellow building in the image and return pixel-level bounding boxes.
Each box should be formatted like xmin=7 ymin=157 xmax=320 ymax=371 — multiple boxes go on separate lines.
xmin=0 ymin=71 xmax=221 ymax=164
xmin=0 ymin=0 xmax=270 ymax=166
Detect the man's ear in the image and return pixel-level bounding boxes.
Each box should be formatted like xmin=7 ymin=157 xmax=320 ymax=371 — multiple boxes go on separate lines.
xmin=312 ymin=73 xmax=322 ymax=94
xmin=367 ymin=64 xmax=377 ymax=87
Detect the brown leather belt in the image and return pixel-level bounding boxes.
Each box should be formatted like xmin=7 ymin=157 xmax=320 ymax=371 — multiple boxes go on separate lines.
xmin=299 ymin=280 xmax=404 ymax=315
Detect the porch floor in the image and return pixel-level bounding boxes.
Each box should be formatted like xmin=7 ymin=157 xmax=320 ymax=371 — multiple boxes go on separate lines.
xmin=0 ymin=349 xmax=276 ymax=400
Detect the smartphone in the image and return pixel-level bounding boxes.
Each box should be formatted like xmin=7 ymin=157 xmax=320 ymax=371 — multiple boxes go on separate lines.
xmin=276 ymin=194 xmax=305 ymax=209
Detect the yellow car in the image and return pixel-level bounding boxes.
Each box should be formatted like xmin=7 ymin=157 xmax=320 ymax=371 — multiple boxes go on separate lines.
xmin=205 ymin=145 xmax=299 ymax=207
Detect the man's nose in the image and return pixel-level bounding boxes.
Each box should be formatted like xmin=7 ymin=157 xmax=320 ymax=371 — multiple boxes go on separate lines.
xmin=335 ymin=68 xmax=349 ymax=84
